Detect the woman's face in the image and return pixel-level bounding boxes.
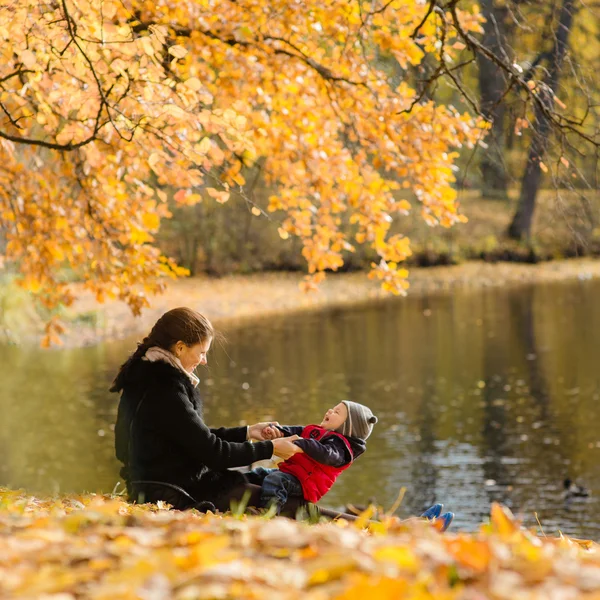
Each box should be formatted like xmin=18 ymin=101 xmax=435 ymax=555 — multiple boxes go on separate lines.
xmin=175 ymin=337 xmax=212 ymax=372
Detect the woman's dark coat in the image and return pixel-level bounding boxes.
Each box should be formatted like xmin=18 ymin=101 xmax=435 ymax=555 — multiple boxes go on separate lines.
xmin=114 ymin=358 xmax=273 ymax=507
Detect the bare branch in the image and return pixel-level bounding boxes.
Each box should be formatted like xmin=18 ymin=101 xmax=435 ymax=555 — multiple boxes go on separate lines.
xmin=0 ymin=69 xmax=34 ymax=85
xmin=448 ymin=2 xmax=599 ymax=147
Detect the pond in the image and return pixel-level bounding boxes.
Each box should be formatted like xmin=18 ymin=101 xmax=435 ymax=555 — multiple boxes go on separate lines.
xmin=2 ymin=278 xmax=600 ymax=536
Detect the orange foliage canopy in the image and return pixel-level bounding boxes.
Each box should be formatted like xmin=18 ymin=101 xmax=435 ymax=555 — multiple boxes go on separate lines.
xmin=0 ymin=0 xmax=486 ymax=342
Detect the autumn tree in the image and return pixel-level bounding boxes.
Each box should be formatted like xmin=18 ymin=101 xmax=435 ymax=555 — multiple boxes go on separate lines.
xmin=0 ymin=0 xmax=489 ymax=342
xmin=450 ymin=0 xmax=600 ymax=239
xmin=477 ymin=0 xmax=511 ymax=199
xmin=507 ymin=0 xmax=577 ymax=239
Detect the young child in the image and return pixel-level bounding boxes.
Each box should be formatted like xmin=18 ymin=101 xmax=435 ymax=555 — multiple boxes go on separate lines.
xmin=247 ymin=400 xmax=377 ymax=513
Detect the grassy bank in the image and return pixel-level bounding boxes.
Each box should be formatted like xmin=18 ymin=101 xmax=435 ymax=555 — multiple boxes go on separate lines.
xmin=2 ymin=258 xmax=600 ymax=347
xmin=62 ymin=257 xmax=600 ymax=346
xmin=402 ymin=189 xmax=600 ymax=267
xmin=0 ymin=489 xmax=598 ymax=599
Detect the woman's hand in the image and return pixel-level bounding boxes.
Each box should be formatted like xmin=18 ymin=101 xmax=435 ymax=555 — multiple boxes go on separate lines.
xmin=248 ymin=422 xmax=284 ymax=441
xmin=272 ymin=436 xmax=304 ymax=460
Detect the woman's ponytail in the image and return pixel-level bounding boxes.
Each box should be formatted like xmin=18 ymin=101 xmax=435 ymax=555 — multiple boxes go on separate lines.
xmin=109 ymin=337 xmax=152 ymax=393
xmin=132 ymin=337 xmax=152 ymax=362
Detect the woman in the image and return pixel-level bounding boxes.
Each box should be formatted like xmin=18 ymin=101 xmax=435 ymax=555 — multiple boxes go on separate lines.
xmin=112 ymin=307 xmax=302 ymax=513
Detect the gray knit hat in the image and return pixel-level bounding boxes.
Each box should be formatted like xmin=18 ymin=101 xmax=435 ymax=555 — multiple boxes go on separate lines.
xmin=337 ymin=400 xmax=378 ymax=440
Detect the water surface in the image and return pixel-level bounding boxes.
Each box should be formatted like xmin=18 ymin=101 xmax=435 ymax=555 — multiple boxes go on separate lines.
xmin=2 ymin=279 xmax=600 ymax=536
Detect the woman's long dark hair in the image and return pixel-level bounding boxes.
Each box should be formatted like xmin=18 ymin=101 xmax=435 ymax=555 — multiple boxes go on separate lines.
xmin=110 ymin=307 xmax=214 ymax=392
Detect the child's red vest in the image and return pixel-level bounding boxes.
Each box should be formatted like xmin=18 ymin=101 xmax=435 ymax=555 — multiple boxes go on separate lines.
xmin=278 ymin=425 xmax=354 ymax=503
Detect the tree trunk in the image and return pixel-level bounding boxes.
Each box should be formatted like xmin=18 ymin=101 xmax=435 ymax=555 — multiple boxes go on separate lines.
xmin=477 ymin=0 xmax=510 ymax=199
xmin=508 ymin=0 xmax=575 ymax=240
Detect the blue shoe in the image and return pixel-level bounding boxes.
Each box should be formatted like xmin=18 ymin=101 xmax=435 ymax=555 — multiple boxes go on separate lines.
xmin=438 ymin=512 xmax=454 ymax=532
xmin=421 ymin=503 xmax=443 ymax=520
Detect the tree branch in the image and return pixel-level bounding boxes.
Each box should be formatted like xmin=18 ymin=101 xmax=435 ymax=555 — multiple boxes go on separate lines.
xmin=448 ymin=2 xmax=599 ymax=147
xmin=412 ymin=0 xmax=437 ymax=39
xmin=0 ymin=69 xmax=34 ymax=85
xmin=0 ymin=101 xmax=25 ymax=129
xmin=132 ymin=19 xmax=369 ymax=88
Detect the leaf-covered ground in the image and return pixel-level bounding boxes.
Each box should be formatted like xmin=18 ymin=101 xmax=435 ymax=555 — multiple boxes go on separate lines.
xmin=2 ymin=489 xmax=600 ymax=599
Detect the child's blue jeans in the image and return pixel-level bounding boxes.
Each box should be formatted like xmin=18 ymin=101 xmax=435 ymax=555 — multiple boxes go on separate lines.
xmin=246 ymin=467 xmax=304 ymax=513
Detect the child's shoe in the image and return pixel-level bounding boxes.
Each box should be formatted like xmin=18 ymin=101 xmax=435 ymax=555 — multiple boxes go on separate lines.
xmin=433 ymin=512 xmax=454 ymax=532
xmin=421 ymin=503 xmax=443 ymax=520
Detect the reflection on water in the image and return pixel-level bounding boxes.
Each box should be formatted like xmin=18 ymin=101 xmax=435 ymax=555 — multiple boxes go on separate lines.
xmin=2 ymin=279 xmax=600 ymax=536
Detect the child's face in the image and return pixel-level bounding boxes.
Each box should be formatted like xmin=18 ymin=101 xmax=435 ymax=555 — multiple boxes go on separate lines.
xmin=320 ymin=403 xmax=348 ymax=431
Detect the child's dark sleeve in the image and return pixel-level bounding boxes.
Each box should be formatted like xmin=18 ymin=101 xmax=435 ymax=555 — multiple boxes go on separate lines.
xmin=275 ymin=425 xmax=304 ymax=437
xmin=295 ymin=436 xmax=352 ymax=467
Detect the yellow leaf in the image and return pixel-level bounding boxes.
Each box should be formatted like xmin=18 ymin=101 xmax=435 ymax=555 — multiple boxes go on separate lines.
xmin=206 ymin=188 xmax=230 ymax=203
xmin=185 ymin=77 xmax=203 ymax=91
xmin=374 ymin=547 xmax=419 ymax=572
xmin=148 ymin=153 xmax=161 ymax=171
xmin=251 ymin=206 xmax=261 ymax=216
xmin=168 ymin=45 xmax=188 ymax=59
xmin=446 ymin=536 xmax=491 ymax=572
xmin=490 ymin=502 xmax=520 ymax=537
xmin=46 ymin=243 xmax=65 ymax=261
xmin=278 ymin=227 xmax=290 ymax=240
xmin=140 ymin=36 xmax=155 ymax=57
xmin=142 ymin=213 xmax=160 ymax=230
xmin=174 ymin=189 xmax=189 ymax=203
xmin=130 ymin=227 xmax=152 ymax=243
xmin=232 ymin=172 xmax=246 ymax=186
xmin=197 ymin=137 xmax=212 ymax=155
xmin=353 ymin=505 xmax=375 ymax=529
xmin=20 ymin=49 xmax=36 ymax=68
xmin=335 ymin=575 xmax=409 ymax=599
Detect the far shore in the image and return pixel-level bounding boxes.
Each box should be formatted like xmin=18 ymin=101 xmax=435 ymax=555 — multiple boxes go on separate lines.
xmin=55 ymin=258 xmax=600 ymax=348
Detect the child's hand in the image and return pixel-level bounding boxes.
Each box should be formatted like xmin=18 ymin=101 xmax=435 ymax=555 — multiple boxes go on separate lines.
xmin=261 ymin=425 xmax=283 ymax=440
xmin=248 ymin=422 xmax=283 ymax=441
